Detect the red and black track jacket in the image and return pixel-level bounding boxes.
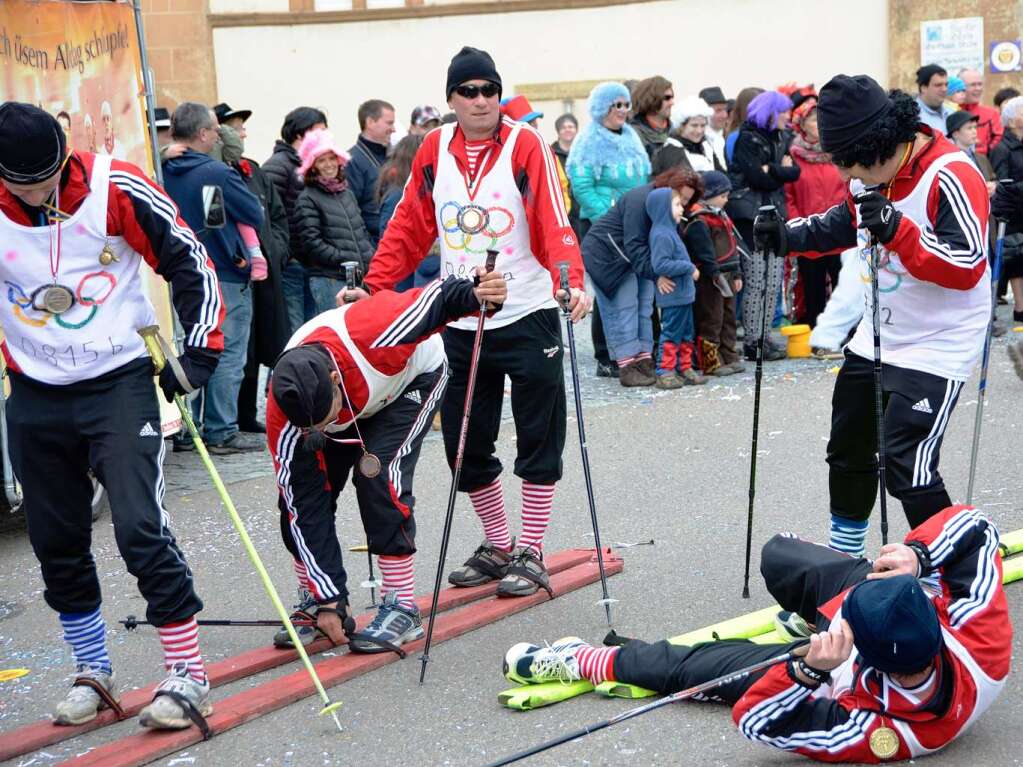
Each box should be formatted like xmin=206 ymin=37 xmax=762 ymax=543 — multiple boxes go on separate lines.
xmin=363 ymin=118 xmax=584 ymax=294
xmin=0 ymin=152 xmax=224 ymax=355
xmin=733 ymin=505 xmax=1011 ymax=762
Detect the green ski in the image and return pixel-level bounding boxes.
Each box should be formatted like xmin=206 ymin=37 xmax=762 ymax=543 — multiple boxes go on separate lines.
xmin=1000 ymin=528 xmax=1023 ymax=557
xmin=498 ymin=680 xmax=594 ymax=710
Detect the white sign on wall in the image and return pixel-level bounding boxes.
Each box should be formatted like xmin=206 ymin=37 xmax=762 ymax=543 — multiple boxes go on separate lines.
xmin=920 ymin=16 xmax=985 ymax=73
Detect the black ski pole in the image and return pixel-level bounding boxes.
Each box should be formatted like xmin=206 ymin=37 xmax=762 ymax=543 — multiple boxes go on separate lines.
xmin=341 ymin=261 xmax=379 ymax=606
xmin=866 ymin=236 xmax=889 ymax=545
xmin=121 ymin=615 xmax=313 ymax=631
xmin=482 ymin=646 xmax=801 ymax=767
xmin=419 ymin=249 xmax=498 ymax=685
xmin=742 ymin=205 xmax=778 ymax=598
xmin=558 ymin=262 xmax=616 ymax=625
xmin=967 ymin=203 xmax=1009 ymax=503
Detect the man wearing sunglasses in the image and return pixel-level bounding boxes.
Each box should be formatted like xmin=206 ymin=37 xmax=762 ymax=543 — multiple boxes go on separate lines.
xmin=266 ymin=269 xmax=507 ymax=652
xmin=754 ymin=74 xmax=991 ymax=555
xmin=363 ymin=46 xmax=588 ymax=599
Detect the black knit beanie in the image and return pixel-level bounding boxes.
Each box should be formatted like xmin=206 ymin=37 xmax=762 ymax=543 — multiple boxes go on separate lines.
xmin=0 ymin=102 xmax=67 ymax=184
xmin=817 ymin=74 xmax=893 ymax=155
xmin=446 ymin=47 xmax=502 ymax=99
xmin=844 ymin=575 xmax=942 ymax=674
xmin=270 ymin=346 xmax=336 ymax=428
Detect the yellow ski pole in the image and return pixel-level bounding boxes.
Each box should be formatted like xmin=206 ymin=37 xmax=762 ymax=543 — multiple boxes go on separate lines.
xmin=137 ymin=326 xmax=343 ymax=731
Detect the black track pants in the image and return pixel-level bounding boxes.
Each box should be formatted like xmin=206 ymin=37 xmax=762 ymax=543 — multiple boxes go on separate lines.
xmin=614 ymin=534 xmax=870 ymax=700
xmin=7 ymin=360 xmax=202 ymax=625
xmin=441 ymin=308 xmax=567 ymax=491
xmin=278 ymin=367 xmax=446 ymax=602
xmin=828 ymin=352 xmax=963 ymax=528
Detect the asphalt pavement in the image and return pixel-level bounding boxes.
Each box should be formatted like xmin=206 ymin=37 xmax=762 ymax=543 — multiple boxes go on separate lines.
xmin=2 ymin=315 xmax=1022 ymax=767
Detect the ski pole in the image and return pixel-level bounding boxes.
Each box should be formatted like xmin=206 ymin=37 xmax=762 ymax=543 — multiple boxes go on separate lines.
xmin=866 ymin=237 xmax=890 ymax=545
xmin=121 ymin=615 xmax=314 ymax=630
xmin=559 ymin=262 xmax=616 ymax=625
xmin=742 ymin=205 xmax=779 ymax=598
xmin=137 ymin=326 xmax=344 ymax=732
xmin=967 ymin=215 xmax=1008 ymax=503
xmin=419 ymin=250 xmax=498 ymax=686
xmin=483 ymin=646 xmax=801 ymax=767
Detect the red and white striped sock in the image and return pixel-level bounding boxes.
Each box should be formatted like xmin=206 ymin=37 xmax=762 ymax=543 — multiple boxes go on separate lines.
xmin=617 ymin=355 xmax=636 ymax=366
xmin=468 ymin=478 xmax=512 ymax=552
xmin=575 ymin=645 xmax=618 ymax=685
xmin=378 ymin=554 xmax=415 ymax=608
xmin=157 ymin=617 xmax=206 ymax=683
xmin=519 ymin=481 xmax=555 ymax=554
xmin=293 ymin=559 xmax=311 ymax=593
xmin=635 ymin=351 xmax=652 ymax=361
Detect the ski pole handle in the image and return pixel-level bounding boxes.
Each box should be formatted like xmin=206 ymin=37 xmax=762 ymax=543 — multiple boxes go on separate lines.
xmin=484 ymin=249 xmax=498 ymax=273
xmin=138 ymin=325 xmax=167 ymax=372
xmin=342 ymin=260 xmax=360 ymax=303
xmin=558 ymin=262 xmax=571 ymax=313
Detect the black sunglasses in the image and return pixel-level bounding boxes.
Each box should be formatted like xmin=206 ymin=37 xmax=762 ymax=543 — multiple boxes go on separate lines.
xmin=455 ymin=83 xmax=501 ymax=100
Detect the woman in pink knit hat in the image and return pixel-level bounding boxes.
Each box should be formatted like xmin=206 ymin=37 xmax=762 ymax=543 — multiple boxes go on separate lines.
xmin=294 ymin=129 xmax=375 ymax=315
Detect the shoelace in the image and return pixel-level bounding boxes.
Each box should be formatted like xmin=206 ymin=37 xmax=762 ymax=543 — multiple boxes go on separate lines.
xmin=531 ymin=643 xmax=577 ymax=686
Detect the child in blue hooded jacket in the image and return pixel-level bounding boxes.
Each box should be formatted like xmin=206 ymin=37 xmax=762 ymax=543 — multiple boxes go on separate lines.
xmin=647 ymin=186 xmax=707 ymax=388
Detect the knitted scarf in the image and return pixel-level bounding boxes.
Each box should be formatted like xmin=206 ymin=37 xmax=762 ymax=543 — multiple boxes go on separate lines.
xmin=315 ymin=174 xmax=348 ymax=194
xmin=789 ymin=134 xmax=831 ymax=164
xmin=565 ymin=121 xmax=651 ymax=182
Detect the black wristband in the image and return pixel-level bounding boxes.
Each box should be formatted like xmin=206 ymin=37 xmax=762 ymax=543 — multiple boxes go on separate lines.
xmin=906 ymin=540 xmax=933 ymax=578
xmin=795 ymin=659 xmax=830 ymax=685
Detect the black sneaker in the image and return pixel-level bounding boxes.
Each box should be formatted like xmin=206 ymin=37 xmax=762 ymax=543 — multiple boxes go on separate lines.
xmin=347 ymin=592 xmax=424 ymax=654
xmin=595 ymin=361 xmax=619 ymax=378
xmin=207 ymin=432 xmax=264 ymax=454
xmin=172 ymin=434 xmax=196 ymax=452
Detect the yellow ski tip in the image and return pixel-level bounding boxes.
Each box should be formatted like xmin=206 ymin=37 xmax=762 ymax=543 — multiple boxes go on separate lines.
xmin=0 ymin=668 xmax=29 ymax=683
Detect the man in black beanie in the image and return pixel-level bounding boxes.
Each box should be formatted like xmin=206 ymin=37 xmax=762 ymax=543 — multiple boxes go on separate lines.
xmin=754 ymin=74 xmax=991 ymax=555
xmin=266 ymin=268 xmax=506 ymax=653
xmin=362 ymin=46 xmax=589 ymax=599
xmin=502 ymin=504 xmax=1010 ymax=762
xmin=0 ymin=102 xmax=224 ymax=732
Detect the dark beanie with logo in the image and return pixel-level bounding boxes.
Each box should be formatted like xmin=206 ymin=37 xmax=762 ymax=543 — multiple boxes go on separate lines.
xmin=844 ymin=574 xmax=942 ymax=674
xmin=446 ymin=47 xmax=502 ymax=99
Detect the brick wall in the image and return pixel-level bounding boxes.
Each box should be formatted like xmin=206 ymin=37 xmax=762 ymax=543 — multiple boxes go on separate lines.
xmin=139 ymin=0 xmax=217 ymax=111
xmin=889 ymin=0 xmax=1023 ymax=97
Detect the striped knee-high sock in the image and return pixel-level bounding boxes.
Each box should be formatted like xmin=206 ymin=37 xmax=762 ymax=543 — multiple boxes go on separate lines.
xmin=468 ymin=478 xmax=512 ymax=552
xmin=829 ymin=516 xmax=868 ymax=557
xmin=293 ymin=559 xmax=312 ymax=594
xmin=157 ymin=617 xmax=207 ymax=683
xmin=60 ymin=608 xmax=112 ymax=675
xmin=378 ymin=554 xmax=415 ymax=608
xmin=575 ymin=645 xmax=618 ymax=685
xmin=519 ymin=481 xmax=555 ymax=554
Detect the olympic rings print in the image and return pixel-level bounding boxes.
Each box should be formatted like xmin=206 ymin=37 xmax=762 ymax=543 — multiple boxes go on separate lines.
xmin=858 ymin=246 xmax=907 ymax=293
xmin=5 ymin=271 xmax=117 ymax=329
xmin=440 ymin=201 xmax=515 ymax=257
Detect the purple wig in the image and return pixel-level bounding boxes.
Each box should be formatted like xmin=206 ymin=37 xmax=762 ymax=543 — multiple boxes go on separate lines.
xmin=746 ymin=91 xmax=792 ymax=130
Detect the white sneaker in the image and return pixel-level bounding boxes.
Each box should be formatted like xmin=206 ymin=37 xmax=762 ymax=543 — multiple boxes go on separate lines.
xmin=139 ymin=662 xmax=212 ymax=731
xmin=503 ymin=636 xmax=585 ymax=685
xmin=54 ymin=666 xmax=119 ymax=725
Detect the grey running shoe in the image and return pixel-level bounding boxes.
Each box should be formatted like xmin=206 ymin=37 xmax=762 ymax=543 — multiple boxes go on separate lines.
xmin=347 ymin=592 xmax=424 ymax=654
xmin=273 ymin=589 xmax=323 ymax=648
xmin=655 ymin=374 xmax=685 ymax=390
xmin=54 ymin=666 xmax=119 ymax=726
xmin=139 ymin=662 xmax=212 ymax=731
xmin=497 ymin=545 xmax=553 ymax=598
xmin=448 ymin=538 xmax=514 ymax=587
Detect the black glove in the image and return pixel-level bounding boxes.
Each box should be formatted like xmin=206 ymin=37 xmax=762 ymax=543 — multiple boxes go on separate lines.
xmin=855 ymin=191 xmax=902 ymax=244
xmin=992 ymin=181 xmax=1022 ymax=223
xmin=753 ymin=212 xmax=788 ymax=257
xmin=157 ymin=347 xmax=219 ymax=402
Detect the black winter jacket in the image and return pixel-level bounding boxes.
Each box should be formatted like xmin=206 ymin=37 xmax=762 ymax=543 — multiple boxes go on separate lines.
xmin=294 ymin=183 xmax=374 ymax=278
xmin=262 ymin=140 xmax=304 ymax=259
xmin=726 ymin=123 xmax=800 ymax=222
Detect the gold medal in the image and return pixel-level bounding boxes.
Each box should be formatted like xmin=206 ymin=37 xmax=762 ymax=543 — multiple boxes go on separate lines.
xmin=868 ymin=726 xmax=900 ymax=760
xmin=358 ymin=452 xmax=381 ymax=478
xmin=99 ymin=244 xmax=119 ymax=266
